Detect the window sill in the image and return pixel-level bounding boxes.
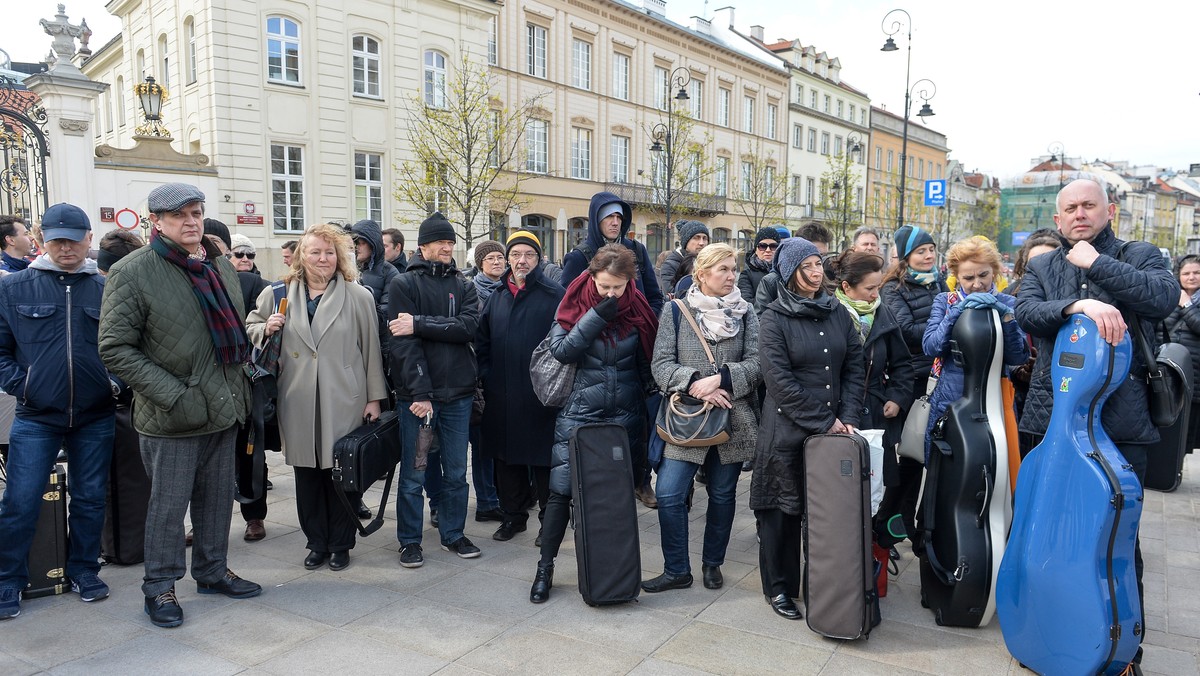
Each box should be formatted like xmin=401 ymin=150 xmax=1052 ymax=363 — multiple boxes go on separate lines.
xmin=267 ymin=80 xmax=305 ymax=89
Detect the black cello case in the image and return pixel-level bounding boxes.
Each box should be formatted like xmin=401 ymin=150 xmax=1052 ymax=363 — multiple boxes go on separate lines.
xmin=102 ymin=402 xmax=151 ymax=564
xmin=1145 ymin=343 xmax=1192 ymax=492
xmin=919 ymin=307 xmax=1012 ymax=627
xmin=25 ymin=464 xmax=68 ymax=599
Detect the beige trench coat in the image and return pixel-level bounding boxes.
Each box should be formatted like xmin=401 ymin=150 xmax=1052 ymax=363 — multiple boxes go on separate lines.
xmin=246 ymin=276 xmax=387 ymax=469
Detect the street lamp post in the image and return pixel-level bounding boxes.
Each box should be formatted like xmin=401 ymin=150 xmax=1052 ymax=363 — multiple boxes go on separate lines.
xmin=648 ymin=66 xmax=693 ymax=245
xmin=1047 ymin=141 xmax=1066 ymax=191
xmin=881 ymin=9 xmax=936 ymax=232
xmin=832 ymin=131 xmax=863 ymax=250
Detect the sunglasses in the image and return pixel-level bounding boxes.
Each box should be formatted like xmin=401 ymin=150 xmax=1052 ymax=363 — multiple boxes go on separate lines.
xmin=756 ymin=242 xmax=779 ymax=251
xmin=231 ymin=251 xmax=256 ymax=259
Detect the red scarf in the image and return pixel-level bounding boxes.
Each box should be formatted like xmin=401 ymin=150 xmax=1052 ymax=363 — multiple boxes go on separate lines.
xmin=556 ymin=273 xmax=659 ymax=360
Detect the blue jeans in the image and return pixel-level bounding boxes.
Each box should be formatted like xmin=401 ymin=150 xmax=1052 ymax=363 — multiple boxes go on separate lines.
xmin=0 ymin=415 xmax=115 ymax=587
xmin=469 ymin=425 xmax=499 ymax=512
xmin=396 ymin=396 xmax=471 ymax=545
xmin=655 ymin=451 xmax=742 ymax=576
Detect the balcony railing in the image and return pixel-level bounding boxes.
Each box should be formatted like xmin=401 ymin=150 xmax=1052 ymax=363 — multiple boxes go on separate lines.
xmin=604 ymin=182 xmax=727 ymax=216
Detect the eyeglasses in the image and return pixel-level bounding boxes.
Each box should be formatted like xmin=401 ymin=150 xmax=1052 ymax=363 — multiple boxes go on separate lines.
xmin=232 ymin=251 xmax=256 ymax=260
xmin=756 ymin=242 xmax=779 ymax=251
xmin=508 ymin=252 xmax=539 ymax=261
xmin=482 ymin=254 xmax=506 ymax=264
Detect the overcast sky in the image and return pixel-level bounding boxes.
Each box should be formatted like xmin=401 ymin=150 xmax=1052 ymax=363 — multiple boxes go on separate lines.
xmin=4 ymin=0 xmax=1197 ymax=180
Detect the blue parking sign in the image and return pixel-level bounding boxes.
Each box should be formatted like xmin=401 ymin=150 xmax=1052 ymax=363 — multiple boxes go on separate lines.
xmin=925 ymin=179 xmax=946 ymax=207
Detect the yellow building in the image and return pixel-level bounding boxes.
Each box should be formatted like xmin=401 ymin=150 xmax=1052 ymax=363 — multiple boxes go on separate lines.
xmin=865 ymin=105 xmax=949 ymax=242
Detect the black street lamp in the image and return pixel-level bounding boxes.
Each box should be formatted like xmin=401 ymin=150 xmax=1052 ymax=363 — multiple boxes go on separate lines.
xmin=881 ymin=9 xmax=936 ymax=232
xmin=832 ymin=131 xmax=864 ymax=250
xmin=1047 ymin=141 xmax=1066 ymax=190
xmin=648 ymin=66 xmax=693 ymax=240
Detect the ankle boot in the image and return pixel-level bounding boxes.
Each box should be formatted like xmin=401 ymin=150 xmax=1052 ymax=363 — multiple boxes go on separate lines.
xmin=530 ymin=562 xmax=554 ymax=604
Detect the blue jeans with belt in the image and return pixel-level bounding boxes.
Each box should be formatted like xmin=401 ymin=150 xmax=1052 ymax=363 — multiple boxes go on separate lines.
xmin=654 ymin=449 xmax=742 ymax=576
xmin=396 ymin=396 xmax=472 ymax=546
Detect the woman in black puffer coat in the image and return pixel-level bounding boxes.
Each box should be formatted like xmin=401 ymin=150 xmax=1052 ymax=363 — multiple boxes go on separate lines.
xmin=530 ymin=244 xmax=658 ymax=604
xmin=878 ymin=225 xmax=947 ymax=551
xmin=1163 ymin=254 xmax=1200 ymax=452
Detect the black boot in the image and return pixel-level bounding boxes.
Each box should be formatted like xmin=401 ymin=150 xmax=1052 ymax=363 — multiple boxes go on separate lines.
xmin=530 ymin=562 xmax=554 ymax=604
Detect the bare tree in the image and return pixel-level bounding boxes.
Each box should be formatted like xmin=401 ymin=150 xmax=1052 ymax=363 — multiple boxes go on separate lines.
xmin=730 ymin=139 xmax=787 ymax=230
xmin=818 ymin=151 xmax=863 ymax=250
xmin=394 ymin=54 xmax=548 ymax=246
xmin=645 ymin=107 xmax=717 ymax=232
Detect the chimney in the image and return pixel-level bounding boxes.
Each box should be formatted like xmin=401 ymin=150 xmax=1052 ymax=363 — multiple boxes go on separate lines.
xmin=642 ymin=0 xmax=667 ymax=15
xmin=693 ymin=16 xmax=712 ymax=36
xmin=750 ymin=25 xmax=764 ymax=42
xmin=712 ymin=6 xmax=735 ymax=28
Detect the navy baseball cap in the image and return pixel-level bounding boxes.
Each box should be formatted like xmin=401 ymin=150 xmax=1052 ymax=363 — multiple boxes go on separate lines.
xmin=41 ymin=203 xmax=92 ymax=242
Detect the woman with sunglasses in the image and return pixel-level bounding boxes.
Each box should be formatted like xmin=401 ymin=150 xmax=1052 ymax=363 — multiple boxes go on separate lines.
xmin=739 ymin=226 xmax=786 ymax=313
xmin=1163 ymin=254 xmax=1200 ymax=452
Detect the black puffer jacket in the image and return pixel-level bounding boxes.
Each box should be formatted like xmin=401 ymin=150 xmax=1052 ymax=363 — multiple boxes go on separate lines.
xmin=386 ymin=257 xmax=479 ymax=403
xmin=856 ymin=302 xmax=915 ymax=433
xmin=738 ymin=254 xmax=772 ymax=311
xmin=351 ymin=219 xmax=400 ymax=323
xmin=1163 ymin=303 xmax=1200 ymax=403
xmin=881 ymin=275 xmax=948 ymax=382
xmin=547 ymin=307 xmax=652 ymax=496
xmin=751 ymin=289 xmax=865 ymax=515
xmin=1015 ymin=226 xmax=1178 ymax=443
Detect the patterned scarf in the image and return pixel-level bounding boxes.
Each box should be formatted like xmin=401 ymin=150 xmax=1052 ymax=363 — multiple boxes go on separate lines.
xmin=685 ymin=285 xmax=749 ymax=341
xmin=150 ymin=232 xmax=251 ymax=365
xmin=908 ymin=267 xmax=942 ymax=286
xmin=835 ymin=288 xmax=881 ymax=343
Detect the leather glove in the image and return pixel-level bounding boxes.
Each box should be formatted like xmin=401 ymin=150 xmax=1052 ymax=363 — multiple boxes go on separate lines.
xmin=595 ymin=295 xmax=620 ymax=321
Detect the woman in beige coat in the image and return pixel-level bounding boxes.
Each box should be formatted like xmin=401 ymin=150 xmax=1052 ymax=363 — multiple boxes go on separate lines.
xmin=246 ymin=223 xmax=387 ymax=572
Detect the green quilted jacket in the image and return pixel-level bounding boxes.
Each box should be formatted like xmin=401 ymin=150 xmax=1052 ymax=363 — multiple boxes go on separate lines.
xmin=98 ymin=241 xmax=250 ymax=437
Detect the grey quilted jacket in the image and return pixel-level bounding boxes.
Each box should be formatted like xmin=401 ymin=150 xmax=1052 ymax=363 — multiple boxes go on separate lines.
xmin=99 ymin=240 xmax=251 ymax=437
xmin=651 ymin=298 xmax=761 ymax=465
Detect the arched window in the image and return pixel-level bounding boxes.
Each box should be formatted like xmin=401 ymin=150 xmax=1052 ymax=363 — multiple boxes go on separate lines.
xmin=567 ymin=217 xmax=587 ymax=250
xmin=184 ymin=17 xmax=197 ymax=84
xmin=266 ymin=16 xmax=301 ymax=84
xmin=352 ymin=35 xmax=380 ymax=98
xmin=712 ymin=227 xmax=732 ymax=244
xmin=423 ymin=50 xmax=446 ymax=108
xmin=136 ymin=49 xmax=145 ymax=79
xmin=521 ymin=214 xmax=555 ymax=262
xmin=157 ymin=35 xmax=170 ymax=89
xmin=115 ymin=76 xmax=126 ymax=126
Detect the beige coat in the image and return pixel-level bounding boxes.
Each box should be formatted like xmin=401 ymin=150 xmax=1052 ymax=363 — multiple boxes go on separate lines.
xmin=246 ymin=276 xmax=387 ymax=469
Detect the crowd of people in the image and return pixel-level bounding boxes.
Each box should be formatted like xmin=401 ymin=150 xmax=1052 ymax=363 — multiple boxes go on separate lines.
xmin=0 ymin=178 xmax=1185 ymax=670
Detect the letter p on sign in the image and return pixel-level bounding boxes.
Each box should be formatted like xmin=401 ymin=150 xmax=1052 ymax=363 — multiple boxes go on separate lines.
xmin=925 ymin=179 xmax=946 ymax=207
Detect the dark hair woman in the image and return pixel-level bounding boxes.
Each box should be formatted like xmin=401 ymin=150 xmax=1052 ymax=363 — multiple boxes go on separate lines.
xmin=1163 ymin=253 xmax=1200 ymax=453
xmin=878 ymin=225 xmax=948 ymax=550
xmin=530 ymin=244 xmax=659 ymax=604
xmin=752 ymin=237 xmax=865 ymax=620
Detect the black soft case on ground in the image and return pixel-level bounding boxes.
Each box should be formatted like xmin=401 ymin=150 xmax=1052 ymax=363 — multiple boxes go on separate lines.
xmin=102 ymin=404 xmax=151 ymax=564
xmin=25 ymin=463 xmax=68 ymax=599
xmin=568 ymin=422 xmax=640 ymax=606
xmin=1145 ymin=343 xmax=1192 ymax=492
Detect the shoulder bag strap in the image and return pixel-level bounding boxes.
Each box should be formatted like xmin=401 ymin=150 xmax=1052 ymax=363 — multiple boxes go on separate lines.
xmin=672 ymin=298 xmax=718 ymax=369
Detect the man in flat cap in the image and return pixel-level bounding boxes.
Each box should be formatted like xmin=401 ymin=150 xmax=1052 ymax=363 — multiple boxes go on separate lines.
xmin=99 ymin=182 xmax=261 ymax=629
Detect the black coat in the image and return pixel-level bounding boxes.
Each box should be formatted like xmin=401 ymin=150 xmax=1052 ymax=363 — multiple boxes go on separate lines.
xmin=386 ymin=258 xmax=479 ymax=403
xmin=1014 ymin=226 xmax=1178 ymax=443
xmin=856 ymin=302 xmax=916 ymax=476
xmin=738 ymin=255 xmax=772 ymax=310
xmin=751 ymin=290 xmax=865 ymax=515
xmin=881 ymin=275 xmax=948 ymax=384
xmin=476 ymin=267 xmax=564 ymax=465
xmin=547 ymin=307 xmax=652 ymax=495
xmin=1164 ymin=303 xmax=1200 ymax=403
xmin=238 ymin=271 xmax=269 ymax=321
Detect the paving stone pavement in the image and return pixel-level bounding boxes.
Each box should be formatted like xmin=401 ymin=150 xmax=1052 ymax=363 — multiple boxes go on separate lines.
xmin=1 ymin=451 xmax=1198 ymax=675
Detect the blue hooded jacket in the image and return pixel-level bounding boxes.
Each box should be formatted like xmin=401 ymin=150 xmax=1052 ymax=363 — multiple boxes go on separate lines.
xmin=560 ymin=191 xmax=664 ymax=314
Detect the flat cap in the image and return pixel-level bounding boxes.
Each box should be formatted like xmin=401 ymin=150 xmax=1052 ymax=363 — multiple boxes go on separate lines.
xmin=147 ymin=183 xmax=206 ymax=213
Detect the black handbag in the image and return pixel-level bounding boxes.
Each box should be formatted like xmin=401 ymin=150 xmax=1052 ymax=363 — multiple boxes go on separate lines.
xmin=332 ymin=410 xmax=401 ymax=536
xmin=1129 ymin=318 xmax=1188 ymax=428
xmin=655 ymin=299 xmax=731 ymax=448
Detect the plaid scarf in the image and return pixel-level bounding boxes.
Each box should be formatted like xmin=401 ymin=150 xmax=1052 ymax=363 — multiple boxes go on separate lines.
xmin=150 ymin=232 xmax=251 ymax=365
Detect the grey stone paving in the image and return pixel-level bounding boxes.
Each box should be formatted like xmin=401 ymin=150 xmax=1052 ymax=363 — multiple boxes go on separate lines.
xmin=1 ymin=451 xmax=1198 ymax=675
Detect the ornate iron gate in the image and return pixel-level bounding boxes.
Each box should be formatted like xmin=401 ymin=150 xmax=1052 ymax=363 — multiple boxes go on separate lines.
xmin=0 ymin=75 xmax=50 ymax=223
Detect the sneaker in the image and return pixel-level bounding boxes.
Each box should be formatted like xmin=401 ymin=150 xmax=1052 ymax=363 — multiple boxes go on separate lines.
xmin=399 ymin=543 xmax=424 ymax=568
xmin=0 ymin=585 xmax=21 ymax=620
xmin=442 ymin=536 xmax=481 ymax=559
xmin=144 ymin=587 xmax=183 ymax=628
xmin=70 ymin=572 xmax=110 ymax=602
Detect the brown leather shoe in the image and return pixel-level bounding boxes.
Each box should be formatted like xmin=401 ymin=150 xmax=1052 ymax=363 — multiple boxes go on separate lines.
xmin=185 ymin=529 xmax=193 ymax=547
xmin=244 ymin=519 xmax=265 ymax=542
xmin=635 ymin=484 xmax=658 ymax=509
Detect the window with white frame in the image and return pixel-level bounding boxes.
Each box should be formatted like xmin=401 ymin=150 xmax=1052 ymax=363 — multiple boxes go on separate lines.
xmin=185 ymin=18 xmax=197 ymax=84
xmin=807 ymin=128 xmax=817 ymax=152
xmin=806 ymin=177 xmax=815 ymax=205
xmin=424 ymin=51 xmax=447 ymax=107
xmin=654 ymin=67 xmax=669 ymax=110
xmin=689 ymin=80 xmax=703 ymax=120
xmin=766 ymin=103 xmax=778 ymax=140
xmin=820 ymin=132 xmax=830 ymax=155
xmin=887 ymin=150 xmax=894 ymax=172
xmin=353 ymin=36 xmax=381 ymax=98
xmin=487 ymin=16 xmax=497 ymax=65
xmin=572 ymin=39 xmax=591 ymax=90
xmin=861 ymin=109 xmax=867 ymax=126
xmin=875 ymin=147 xmax=883 ymax=169
xmin=764 ymin=166 xmax=775 ymax=197
xmin=270 ymin=144 xmax=304 ymax=232
xmin=115 ymin=76 xmax=125 ymax=126
xmin=715 ymin=157 xmax=729 ymax=197
xmin=836 ymin=99 xmax=843 ymax=118
xmin=848 ymin=104 xmax=856 ymax=122
xmin=718 ymin=88 xmax=731 ymax=126
xmin=741 ymin=161 xmax=753 ymax=200
xmin=266 ymin=16 xmax=301 ymax=84
xmin=158 ymin=35 xmax=170 ymax=90
xmin=571 ymin=128 xmax=592 ymax=179
xmin=823 ymin=94 xmax=830 ymax=113
xmin=794 ymin=83 xmax=803 ymax=103
xmin=809 ymin=89 xmax=818 ymax=108
xmin=104 ymin=90 xmax=113 ymax=133
xmin=610 ymin=135 xmax=629 ymax=183
xmin=354 ymin=152 xmax=383 ymax=222
xmin=425 ymin=162 xmax=448 ymax=214
xmin=686 ymin=152 xmax=700 ymax=192
xmin=612 ymin=53 xmax=630 ymax=100
xmin=487 ymin=110 xmax=500 ymax=168
xmin=526 ymin=119 xmax=548 ymax=173
xmin=834 ymin=135 xmax=843 ymax=157
xmin=527 ymin=24 xmax=547 ymax=78
xmin=790 ymin=175 xmax=801 ymax=204
xmin=743 ymin=96 xmax=755 ymax=134
xmin=793 ymin=124 xmax=802 ymax=149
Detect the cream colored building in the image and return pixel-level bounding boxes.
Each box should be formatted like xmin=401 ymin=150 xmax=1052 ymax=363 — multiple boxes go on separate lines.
xmin=83 ymin=0 xmax=496 ymax=276
xmin=490 ymin=1 xmax=789 ymax=262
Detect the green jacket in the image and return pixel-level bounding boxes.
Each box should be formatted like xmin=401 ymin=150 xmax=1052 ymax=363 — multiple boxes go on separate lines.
xmin=98 ymin=239 xmax=250 ymax=437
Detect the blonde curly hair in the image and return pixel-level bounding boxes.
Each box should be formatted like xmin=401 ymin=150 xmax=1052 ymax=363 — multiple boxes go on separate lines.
xmin=284 ymin=223 xmax=360 ymax=284
xmin=946 ymin=235 xmax=1003 ymax=279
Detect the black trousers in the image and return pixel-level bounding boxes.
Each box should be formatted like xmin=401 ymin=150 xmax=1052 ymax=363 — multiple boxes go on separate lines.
xmin=294 ymin=465 xmax=358 ymax=554
xmin=494 ymin=458 xmax=549 ymax=528
xmin=755 ymin=508 xmax=803 ymax=599
xmin=876 ymin=457 xmax=923 ymax=547
xmin=240 ymin=462 xmax=268 ymax=521
xmin=538 ymin=491 xmax=572 ymax=565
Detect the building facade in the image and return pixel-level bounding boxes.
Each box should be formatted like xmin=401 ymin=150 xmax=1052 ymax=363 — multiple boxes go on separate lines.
xmin=865 ymin=105 xmax=949 ymax=246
